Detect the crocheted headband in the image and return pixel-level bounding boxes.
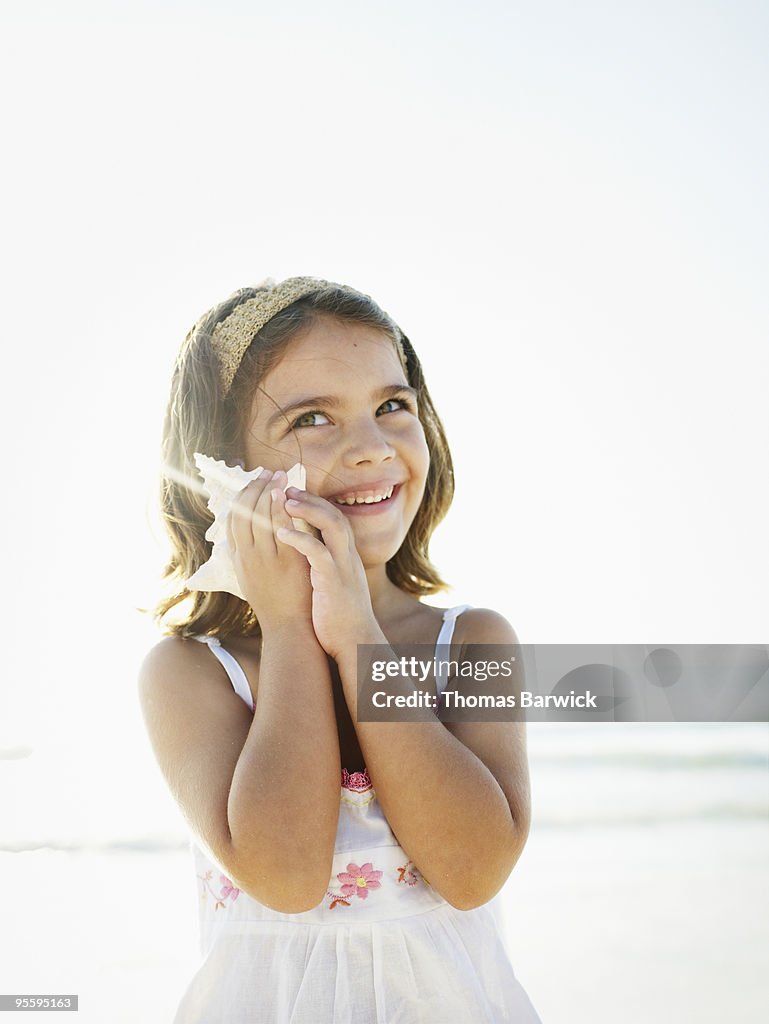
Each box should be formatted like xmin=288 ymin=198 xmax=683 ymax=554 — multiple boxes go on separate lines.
xmin=211 ymin=276 xmax=347 ymax=396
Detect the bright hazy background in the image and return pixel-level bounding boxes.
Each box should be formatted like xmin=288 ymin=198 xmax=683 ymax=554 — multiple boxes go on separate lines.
xmin=2 ymin=0 xmax=766 ymax=761
xmin=1 ymin=1 xmax=767 ymax=1021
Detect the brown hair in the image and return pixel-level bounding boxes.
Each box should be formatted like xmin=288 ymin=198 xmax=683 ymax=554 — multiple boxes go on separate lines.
xmin=155 ymin=282 xmax=454 ymax=638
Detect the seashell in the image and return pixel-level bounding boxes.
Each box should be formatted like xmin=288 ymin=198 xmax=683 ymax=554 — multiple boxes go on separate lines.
xmin=185 ymin=454 xmax=309 ymax=600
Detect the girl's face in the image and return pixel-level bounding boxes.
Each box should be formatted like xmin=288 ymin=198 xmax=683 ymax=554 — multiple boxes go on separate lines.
xmin=243 ymin=315 xmax=431 ymax=569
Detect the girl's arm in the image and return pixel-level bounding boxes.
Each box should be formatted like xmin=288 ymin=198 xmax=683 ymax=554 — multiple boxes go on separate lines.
xmin=276 ymin=491 xmax=531 ymax=911
xmin=139 ymin=626 xmax=340 ymax=913
xmin=336 ymin=609 xmax=531 ymax=912
xmin=139 ymin=471 xmax=341 ymax=913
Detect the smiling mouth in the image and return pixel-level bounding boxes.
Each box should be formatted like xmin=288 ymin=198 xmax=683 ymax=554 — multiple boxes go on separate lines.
xmin=332 ymin=484 xmax=397 ymax=506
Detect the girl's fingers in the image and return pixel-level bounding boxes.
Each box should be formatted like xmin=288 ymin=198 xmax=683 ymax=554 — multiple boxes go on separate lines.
xmin=269 ymin=475 xmax=297 ymax=537
xmin=230 ymin=470 xmax=275 ymax=549
xmin=230 ymin=474 xmax=262 ymax=549
xmin=251 ymin=470 xmax=289 ymax=548
xmin=283 ymin=490 xmax=352 ymax=562
xmin=276 ymin=525 xmax=333 ymax=570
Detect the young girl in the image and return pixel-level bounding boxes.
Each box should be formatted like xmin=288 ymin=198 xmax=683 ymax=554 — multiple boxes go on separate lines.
xmin=140 ymin=277 xmax=542 ymax=1023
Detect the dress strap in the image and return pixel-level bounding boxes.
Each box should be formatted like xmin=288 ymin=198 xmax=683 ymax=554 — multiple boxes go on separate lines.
xmin=194 ymin=609 xmax=471 ymax=707
xmin=194 ymin=636 xmax=254 ymax=711
xmin=434 ymin=605 xmax=472 ymax=696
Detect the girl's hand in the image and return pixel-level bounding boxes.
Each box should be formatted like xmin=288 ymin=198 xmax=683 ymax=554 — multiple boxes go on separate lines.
xmin=275 ymin=488 xmax=378 ymax=659
xmin=227 ymin=470 xmax=314 ymax=630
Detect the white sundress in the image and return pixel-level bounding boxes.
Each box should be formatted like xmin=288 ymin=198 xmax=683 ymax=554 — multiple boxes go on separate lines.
xmin=175 ymin=607 xmax=542 ymax=1023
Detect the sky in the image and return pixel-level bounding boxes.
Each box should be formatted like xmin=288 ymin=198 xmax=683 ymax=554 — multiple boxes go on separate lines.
xmin=0 ymin=0 xmax=767 ymax=815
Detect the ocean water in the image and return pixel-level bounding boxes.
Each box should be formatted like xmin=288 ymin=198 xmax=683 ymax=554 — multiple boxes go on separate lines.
xmin=3 ymin=722 xmax=766 ymax=849
xmin=1 ymin=723 xmax=767 ymax=1022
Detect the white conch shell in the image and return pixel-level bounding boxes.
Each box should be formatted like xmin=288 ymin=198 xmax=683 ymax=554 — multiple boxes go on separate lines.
xmin=185 ymin=453 xmax=307 ymax=600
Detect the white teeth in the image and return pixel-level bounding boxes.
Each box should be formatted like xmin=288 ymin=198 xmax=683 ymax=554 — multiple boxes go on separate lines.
xmin=334 ymin=485 xmax=395 ymax=506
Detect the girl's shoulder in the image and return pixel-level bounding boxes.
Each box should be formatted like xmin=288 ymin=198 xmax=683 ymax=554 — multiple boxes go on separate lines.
xmin=141 ymin=633 xmax=221 ymax=673
xmin=138 ymin=633 xmax=259 ymax=701
xmin=140 ymin=634 xmax=207 ymax=677
xmin=451 ymin=607 xmax=521 ymax=646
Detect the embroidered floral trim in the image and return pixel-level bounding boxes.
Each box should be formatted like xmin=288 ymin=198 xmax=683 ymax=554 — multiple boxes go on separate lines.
xmin=326 ymin=861 xmax=383 ymax=909
xmin=397 ymin=860 xmax=430 ymax=886
xmin=341 ymin=789 xmax=376 ymax=808
xmin=341 ymin=767 xmax=372 ymax=792
xmin=198 ymin=869 xmax=240 ymax=909
xmin=396 ymin=861 xmax=420 ymax=886
xmin=327 ymin=893 xmax=351 ymax=910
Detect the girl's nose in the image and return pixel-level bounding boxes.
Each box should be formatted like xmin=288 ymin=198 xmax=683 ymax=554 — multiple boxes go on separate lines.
xmin=342 ymin=420 xmax=396 ymax=466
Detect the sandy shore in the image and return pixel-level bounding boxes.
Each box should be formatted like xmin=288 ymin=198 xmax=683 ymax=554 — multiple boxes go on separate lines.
xmin=2 ymin=818 xmax=767 ymax=1023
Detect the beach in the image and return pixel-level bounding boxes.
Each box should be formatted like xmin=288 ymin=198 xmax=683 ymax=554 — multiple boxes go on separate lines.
xmin=2 ymin=819 xmax=767 ymax=1023
xmin=2 ymin=723 xmax=767 ymax=1022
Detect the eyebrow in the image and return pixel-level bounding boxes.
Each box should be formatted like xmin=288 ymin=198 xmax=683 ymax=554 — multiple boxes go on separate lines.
xmin=266 ymin=384 xmax=418 ymax=431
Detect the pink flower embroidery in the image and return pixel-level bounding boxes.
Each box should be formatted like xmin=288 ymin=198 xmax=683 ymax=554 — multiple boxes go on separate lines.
xmin=327 ymin=894 xmax=351 ymax=910
xmin=197 ymin=869 xmax=240 ymax=909
xmin=397 ymin=861 xmax=419 ymax=886
xmin=337 ymin=862 xmax=383 ymax=900
xmin=219 ymin=875 xmax=240 ymax=903
xmin=341 ymin=767 xmax=373 ymax=792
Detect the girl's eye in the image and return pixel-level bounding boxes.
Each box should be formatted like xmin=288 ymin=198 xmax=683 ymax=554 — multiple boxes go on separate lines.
xmin=377 ymin=397 xmax=412 ymax=415
xmin=291 ymin=410 xmax=331 ymax=429
xmin=290 ymin=395 xmax=414 ymax=430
